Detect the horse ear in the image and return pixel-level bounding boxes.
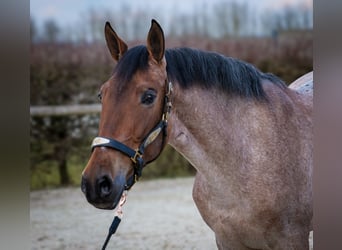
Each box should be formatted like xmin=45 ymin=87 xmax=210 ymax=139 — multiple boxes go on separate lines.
xmin=104 ymin=22 xmax=128 ymax=61
xmin=147 ymin=19 xmax=165 ymax=63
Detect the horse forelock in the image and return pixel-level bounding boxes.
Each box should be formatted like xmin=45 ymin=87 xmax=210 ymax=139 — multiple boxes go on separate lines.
xmin=113 ymin=45 xmax=150 ymax=93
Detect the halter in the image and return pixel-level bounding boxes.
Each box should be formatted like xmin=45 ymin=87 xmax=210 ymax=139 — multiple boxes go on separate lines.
xmin=90 ymin=80 xmax=173 ymax=190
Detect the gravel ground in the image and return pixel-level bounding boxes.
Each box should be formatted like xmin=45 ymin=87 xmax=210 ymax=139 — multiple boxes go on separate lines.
xmin=30 ymin=177 xmax=216 ymax=250
xmin=30 ymin=177 xmax=312 ymax=250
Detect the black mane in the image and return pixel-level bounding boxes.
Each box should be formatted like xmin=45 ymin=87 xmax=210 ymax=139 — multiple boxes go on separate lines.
xmin=114 ymin=45 xmax=285 ymax=100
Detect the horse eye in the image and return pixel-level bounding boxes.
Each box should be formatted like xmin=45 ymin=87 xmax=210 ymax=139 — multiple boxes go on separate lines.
xmin=97 ymin=92 xmax=102 ymax=102
xmin=141 ymin=89 xmax=157 ymax=106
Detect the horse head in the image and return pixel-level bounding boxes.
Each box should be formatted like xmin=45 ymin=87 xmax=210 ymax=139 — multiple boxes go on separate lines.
xmin=81 ymin=20 xmax=171 ymax=209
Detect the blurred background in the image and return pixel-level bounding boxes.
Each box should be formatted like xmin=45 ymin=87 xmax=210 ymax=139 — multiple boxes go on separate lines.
xmin=30 ymin=0 xmax=313 ymax=189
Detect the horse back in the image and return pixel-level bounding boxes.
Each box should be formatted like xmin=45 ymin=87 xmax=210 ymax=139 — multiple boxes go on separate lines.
xmin=288 ymin=71 xmax=313 ymax=97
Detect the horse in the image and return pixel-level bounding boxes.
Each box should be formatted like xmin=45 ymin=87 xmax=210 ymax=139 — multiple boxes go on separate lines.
xmin=81 ymin=19 xmax=313 ymax=250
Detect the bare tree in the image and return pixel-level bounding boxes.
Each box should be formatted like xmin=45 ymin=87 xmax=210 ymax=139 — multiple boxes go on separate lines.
xmin=261 ymin=2 xmax=313 ymax=37
xmin=116 ymin=4 xmax=131 ymax=39
xmin=282 ymin=6 xmax=302 ymax=30
xmin=191 ymin=2 xmax=210 ymax=37
xmin=212 ymin=1 xmax=252 ymax=38
xmin=299 ymin=3 xmax=313 ymax=29
xmin=30 ymin=17 xmax=37 ymax=43
xmin=87 ymin=8 xmax=105 ymax=42
xmin=43 ymin=19 xmax=60 ymax=43
xmin=231 ymin=1 xmax=242 ymax=36
xmin=213 ymin=1 xmax=232 ymax=38
xmin=131 ymin=11 xmax=149 ymax=40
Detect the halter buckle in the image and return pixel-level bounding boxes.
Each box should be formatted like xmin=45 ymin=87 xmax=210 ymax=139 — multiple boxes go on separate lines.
xmin=131 ymin=150 xmax=142 ymax=164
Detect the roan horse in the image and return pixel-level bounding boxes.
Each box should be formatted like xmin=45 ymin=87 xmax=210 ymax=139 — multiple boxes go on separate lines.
xmin=81 ymin=20 xmax=313 ymax=249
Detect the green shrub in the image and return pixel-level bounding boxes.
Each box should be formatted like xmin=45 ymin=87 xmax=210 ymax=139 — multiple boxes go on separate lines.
xmin=30 ymin=35 xmax=312 ymax=189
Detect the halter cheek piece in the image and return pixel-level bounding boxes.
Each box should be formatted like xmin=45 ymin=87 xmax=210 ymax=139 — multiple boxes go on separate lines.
xmin=90 ymin=81 xmax=173 ymax=190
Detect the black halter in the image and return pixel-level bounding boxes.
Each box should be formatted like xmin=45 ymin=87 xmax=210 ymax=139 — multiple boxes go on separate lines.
xmin=90 ymin=81 xmax=173 ymax=190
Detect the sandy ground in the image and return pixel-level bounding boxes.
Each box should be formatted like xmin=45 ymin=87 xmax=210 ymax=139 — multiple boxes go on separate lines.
xmin=30 ymin=177 xmax=312 ymax=250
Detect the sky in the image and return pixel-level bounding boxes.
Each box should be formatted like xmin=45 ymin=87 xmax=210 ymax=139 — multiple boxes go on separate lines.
xmin=30 ymin=0 xmax=312 ymax=39
xmin=30 ymin=0 xmax=312 ymax=25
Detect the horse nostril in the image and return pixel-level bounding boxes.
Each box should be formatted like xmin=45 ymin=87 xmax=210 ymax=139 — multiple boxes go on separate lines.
xmin=97 ymin=176 xmax=113 ymax=198
xmin=81 ymin=176 xmax=87 ymax=194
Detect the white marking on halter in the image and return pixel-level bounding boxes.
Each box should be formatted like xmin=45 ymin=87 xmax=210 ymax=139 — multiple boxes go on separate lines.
xmin=167 ymin=81 xmax=173 ymax=96
xmin=91 ymin=137 xmax=110 ymax=147
xmin=143 ymin=127 xmax=162 ymax=148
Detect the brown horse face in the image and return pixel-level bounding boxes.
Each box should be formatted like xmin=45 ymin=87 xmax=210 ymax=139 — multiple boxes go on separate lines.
xmin=81 ymin=20 xmax=167 ymax=209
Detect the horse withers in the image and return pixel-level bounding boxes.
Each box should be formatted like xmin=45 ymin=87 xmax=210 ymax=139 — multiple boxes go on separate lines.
xmin=81 ymin=19 xmax=313 ymax=249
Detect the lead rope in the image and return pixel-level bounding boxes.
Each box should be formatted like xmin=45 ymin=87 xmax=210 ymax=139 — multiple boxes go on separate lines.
xmin=99 ymin=81 xmax=172 ymax=249
xmin=101 ymin=191 xmax=127 ymax=250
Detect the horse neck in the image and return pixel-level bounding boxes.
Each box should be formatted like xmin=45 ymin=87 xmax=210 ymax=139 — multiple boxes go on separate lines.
xmin=168 ymin=84 xmax=271 ymax=182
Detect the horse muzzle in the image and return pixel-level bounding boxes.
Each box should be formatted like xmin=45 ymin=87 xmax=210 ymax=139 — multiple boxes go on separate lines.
xmin=81 ymin=174 xmax=126 ymax=210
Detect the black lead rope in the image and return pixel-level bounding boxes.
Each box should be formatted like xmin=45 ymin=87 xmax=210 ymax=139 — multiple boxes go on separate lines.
xmin=101 ymin=192 xmax=127 ymax=250
xmin=101 ymin=216 xmax=121 ymax=250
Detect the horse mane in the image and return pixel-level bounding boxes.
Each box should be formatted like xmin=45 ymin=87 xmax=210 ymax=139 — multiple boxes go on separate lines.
xmin=114 ymin=45 xmax=286 ymax=100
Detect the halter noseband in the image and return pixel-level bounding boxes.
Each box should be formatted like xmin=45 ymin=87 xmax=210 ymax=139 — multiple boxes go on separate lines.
xmin=90 ymin=80 xmax=173 ymax=190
